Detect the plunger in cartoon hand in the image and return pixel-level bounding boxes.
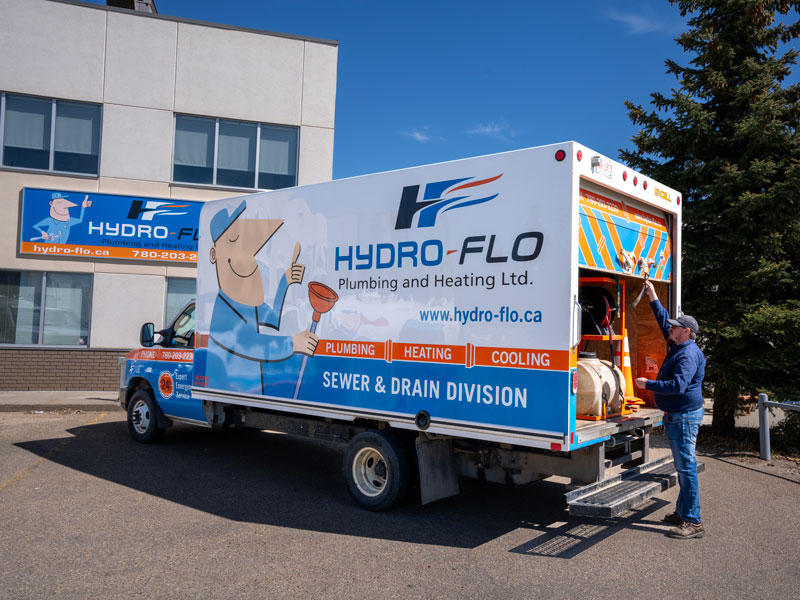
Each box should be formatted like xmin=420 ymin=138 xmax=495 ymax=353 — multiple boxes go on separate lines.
xmin=293 ymin=281 xmax=339 ymax=399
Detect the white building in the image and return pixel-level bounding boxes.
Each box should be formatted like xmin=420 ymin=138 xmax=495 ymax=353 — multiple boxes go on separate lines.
xmin=0 ymin=0 xmax=338 ymax=390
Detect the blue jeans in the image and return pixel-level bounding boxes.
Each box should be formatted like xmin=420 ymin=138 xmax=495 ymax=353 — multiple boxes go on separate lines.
xmin=664 ymin=406 xmax=704 ymax=524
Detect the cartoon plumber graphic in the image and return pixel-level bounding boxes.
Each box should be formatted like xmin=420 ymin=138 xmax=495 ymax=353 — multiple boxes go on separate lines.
xmin=32 ymin=192 xmax=91 ymax=244
xmin=204 ymin=199 xmax=319 ymax=396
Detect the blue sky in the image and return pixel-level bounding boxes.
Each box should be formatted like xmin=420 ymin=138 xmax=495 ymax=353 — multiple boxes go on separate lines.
xmin=85 ymin=0 xmax=797 ymax=180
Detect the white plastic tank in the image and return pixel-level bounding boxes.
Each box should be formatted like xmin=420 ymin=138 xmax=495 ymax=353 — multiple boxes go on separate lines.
xmin=576 ymin=352 xmax=626 ymax=416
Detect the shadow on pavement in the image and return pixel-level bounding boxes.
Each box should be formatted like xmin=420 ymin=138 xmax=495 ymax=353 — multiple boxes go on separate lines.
xmin=16 ymin=419 xmax=662 ymax=552
xmin=509 ymin=498 xmax=669 ymax=558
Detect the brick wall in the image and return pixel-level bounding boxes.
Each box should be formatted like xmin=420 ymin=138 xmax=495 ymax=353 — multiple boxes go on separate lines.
xmin=0 ymin=348 xmax=129 ymax=391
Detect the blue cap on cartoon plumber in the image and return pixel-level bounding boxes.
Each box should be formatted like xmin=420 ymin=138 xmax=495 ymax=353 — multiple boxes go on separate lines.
xmin=51 ymin=192 xmax=70 ymax=200
xmin=210 ymin=200 xmax=246 ymax=242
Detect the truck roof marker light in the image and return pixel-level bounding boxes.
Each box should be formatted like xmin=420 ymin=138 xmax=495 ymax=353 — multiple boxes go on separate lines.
xmin=642 ymin=180 xmax=648 ymax=190
xmin=633 ymin=176 xmax=638 ymax=186
xmin=677 ymin=196 xmax=681 ymax=205
xmin=576 ymin=150 xmax=583 ymax=161
xmin=555 ymin=149 xmax=566 ymax=162
xmin=622 ymin=171 xmax=628 ymax=181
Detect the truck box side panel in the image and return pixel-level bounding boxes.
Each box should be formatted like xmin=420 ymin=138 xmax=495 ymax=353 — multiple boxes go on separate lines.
xmin=192 ymin=146 xmax=575 ymax=444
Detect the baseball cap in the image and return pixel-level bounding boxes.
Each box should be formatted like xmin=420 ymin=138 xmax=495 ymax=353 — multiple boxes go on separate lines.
xmin=210 ymin=199 xmax=246 ymax=242
xmin=667 ymin=314 xmax=699 ymax=334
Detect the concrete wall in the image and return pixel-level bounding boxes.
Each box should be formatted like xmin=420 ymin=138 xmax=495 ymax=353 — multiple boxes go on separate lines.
xmin=0 ymin=0 xmax=338 ymax=187
xmin=0 ymin=0 xmax=107 ymax=103
xmin=103 ymin=11 xmax=178 ymax=111
xmin=175 ymin=24 xmax=305 ymax=125
xmin=90 ymin=273 xmax=167 ymax=348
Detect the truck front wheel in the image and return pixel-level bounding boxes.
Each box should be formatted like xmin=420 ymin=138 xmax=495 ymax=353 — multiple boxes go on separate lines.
xmin=343 ymin=430 xmax=413 ymax=511
xmin=127 ymin=390 xmax=166 ymax=443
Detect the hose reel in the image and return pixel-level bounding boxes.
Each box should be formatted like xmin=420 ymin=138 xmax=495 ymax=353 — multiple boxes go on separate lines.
xmin=578 ymin=286 xmax=617 ymax=335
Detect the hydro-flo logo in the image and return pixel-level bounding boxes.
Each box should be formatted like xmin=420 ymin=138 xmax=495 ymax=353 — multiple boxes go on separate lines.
xmin=335 ymin=173 xmax=544 ymax=271
xmin=395 ymin=174 xmax=502 ymax=229
xmin=87 ymin=200 xmax=199 ymax=241
xmin=127 ymin=200 xmax=190 ymax=221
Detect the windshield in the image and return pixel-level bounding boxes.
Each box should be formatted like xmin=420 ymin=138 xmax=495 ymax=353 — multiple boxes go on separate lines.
xmin=169 ymin=303 xmax=195 ymax=348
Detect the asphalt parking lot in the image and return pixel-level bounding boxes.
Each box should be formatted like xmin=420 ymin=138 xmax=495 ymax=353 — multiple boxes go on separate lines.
xmin=1 ymin=410 xmax=798 ymax=599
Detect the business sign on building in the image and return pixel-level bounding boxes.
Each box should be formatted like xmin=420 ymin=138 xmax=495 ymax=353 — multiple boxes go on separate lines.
xmin=19 ymin=188 xmax=203 ymax=263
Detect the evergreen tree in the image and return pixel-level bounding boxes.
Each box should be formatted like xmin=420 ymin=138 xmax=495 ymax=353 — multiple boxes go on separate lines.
xmin=621 ymin=0 xmax=800 ymax=434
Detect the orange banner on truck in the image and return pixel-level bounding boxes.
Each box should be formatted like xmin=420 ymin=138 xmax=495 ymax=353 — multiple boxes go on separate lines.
xmin=313 ymin=338 xmax=569 ymax=371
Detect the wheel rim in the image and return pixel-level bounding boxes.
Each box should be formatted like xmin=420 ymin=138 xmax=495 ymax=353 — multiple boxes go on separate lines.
xmin=131 ymin=398 xmax=151 ymax=435
xmin=352 ymin=447 xmax=388 ymax=497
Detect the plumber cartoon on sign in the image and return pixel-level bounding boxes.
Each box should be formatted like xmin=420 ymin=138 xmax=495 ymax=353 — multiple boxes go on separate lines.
xmin=204 ymin=199 xmax=318 ymax=395
xmin=32 ymin=192 xmax=91 ymax=244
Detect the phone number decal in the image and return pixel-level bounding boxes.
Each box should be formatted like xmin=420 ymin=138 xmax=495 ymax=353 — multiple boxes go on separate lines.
xmin=132 ymin=250 xmax=198 ymax=261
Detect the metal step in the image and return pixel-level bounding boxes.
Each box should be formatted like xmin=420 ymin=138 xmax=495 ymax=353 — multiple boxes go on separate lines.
xmin=566 ymin=456 xmax=706 ymax=518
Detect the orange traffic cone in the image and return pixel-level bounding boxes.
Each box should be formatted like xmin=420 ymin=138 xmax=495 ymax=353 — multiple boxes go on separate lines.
xmin=621 ymin=329 xmax=645 ymax=406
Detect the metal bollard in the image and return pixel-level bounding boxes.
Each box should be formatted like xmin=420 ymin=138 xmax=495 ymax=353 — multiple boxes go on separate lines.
xmin=758 ymin=393 xmax=770 ymax=461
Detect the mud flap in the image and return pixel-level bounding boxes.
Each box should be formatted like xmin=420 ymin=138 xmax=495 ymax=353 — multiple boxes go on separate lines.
xmin=415 ymin=435 xmax=459 ymax=505
xmin=154 ymin=399 xmax=172 ymax=429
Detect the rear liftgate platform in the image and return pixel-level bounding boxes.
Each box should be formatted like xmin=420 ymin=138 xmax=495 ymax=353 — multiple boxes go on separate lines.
xmin=566 ymin=456 xmax=706 ymax=518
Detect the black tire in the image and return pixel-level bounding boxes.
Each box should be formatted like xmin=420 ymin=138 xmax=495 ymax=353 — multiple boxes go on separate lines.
xmin=342 ymin=429 xmax=414 ymax=511
xmin=126 ymin=390 xmax=166 ymax=443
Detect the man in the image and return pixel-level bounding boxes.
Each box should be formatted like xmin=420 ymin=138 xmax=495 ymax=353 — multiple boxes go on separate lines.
xmin=204 ymin=199 xmax=318 ymax=396
xmin=32 ymin=192 xmax=91 ymax=244
xmin=635 ymin=280 xmax=706 ymax=540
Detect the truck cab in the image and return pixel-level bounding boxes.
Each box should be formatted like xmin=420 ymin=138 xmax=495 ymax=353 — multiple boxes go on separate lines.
xmin=120 ymin=301 xmax=203 ymax=441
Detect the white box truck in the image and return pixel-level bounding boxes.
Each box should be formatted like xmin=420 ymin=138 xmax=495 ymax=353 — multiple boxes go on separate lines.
xmin=121 ymin=142 xmax=699 ymax=516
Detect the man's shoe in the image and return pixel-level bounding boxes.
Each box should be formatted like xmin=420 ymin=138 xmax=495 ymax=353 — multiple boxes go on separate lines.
xmin=668 ymin=521 xmax=705 ymax=539
xmin=663 ymin=512 xmax=683 ymax=525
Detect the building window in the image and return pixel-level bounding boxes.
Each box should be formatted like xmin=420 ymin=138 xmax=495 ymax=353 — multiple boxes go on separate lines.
xmin=173 ymin=114 xmax=298 ymax=190
xmin=260 ymin=124 xmax=298 ymax=190
xmin=172 ymin=115 xmax=214 ymax=184
xmin=0 ymin=271 xmax=92 ymax=346
xmin=165 ymin=278 xmax=196 ymax=325
xmin=0 ymin=93 xmax=101 ymax=176
xmin=218 ymin=120 xmax=257 ymax=188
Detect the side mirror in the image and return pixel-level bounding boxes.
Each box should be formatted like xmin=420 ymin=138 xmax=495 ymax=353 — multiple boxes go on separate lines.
xmin=140 ymin=322 xmax=155 ymax=347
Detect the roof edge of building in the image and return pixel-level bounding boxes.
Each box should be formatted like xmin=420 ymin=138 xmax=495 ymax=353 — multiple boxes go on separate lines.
xmin=49 ymin=0 xmax=340 ymax=47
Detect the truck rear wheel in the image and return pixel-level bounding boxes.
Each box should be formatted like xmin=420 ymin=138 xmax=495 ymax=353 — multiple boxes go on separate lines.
xmin=343 ymin=430 xmax=413 ymax=511
xmin=127 ymin=390 xmax=166 ymax=443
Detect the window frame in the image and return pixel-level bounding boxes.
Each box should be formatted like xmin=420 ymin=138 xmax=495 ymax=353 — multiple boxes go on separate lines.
xmin=172 ymin=113 xmax=299 ymax=191
xmin=0 ymin=92 xmax=102 ymax=177
xmin=0 ymin=270 xmax=93 ymax=348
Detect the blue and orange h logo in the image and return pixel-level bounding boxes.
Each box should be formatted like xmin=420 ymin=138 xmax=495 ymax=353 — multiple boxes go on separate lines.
xmin=394 ymin=174 xmax=502 ymax=229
